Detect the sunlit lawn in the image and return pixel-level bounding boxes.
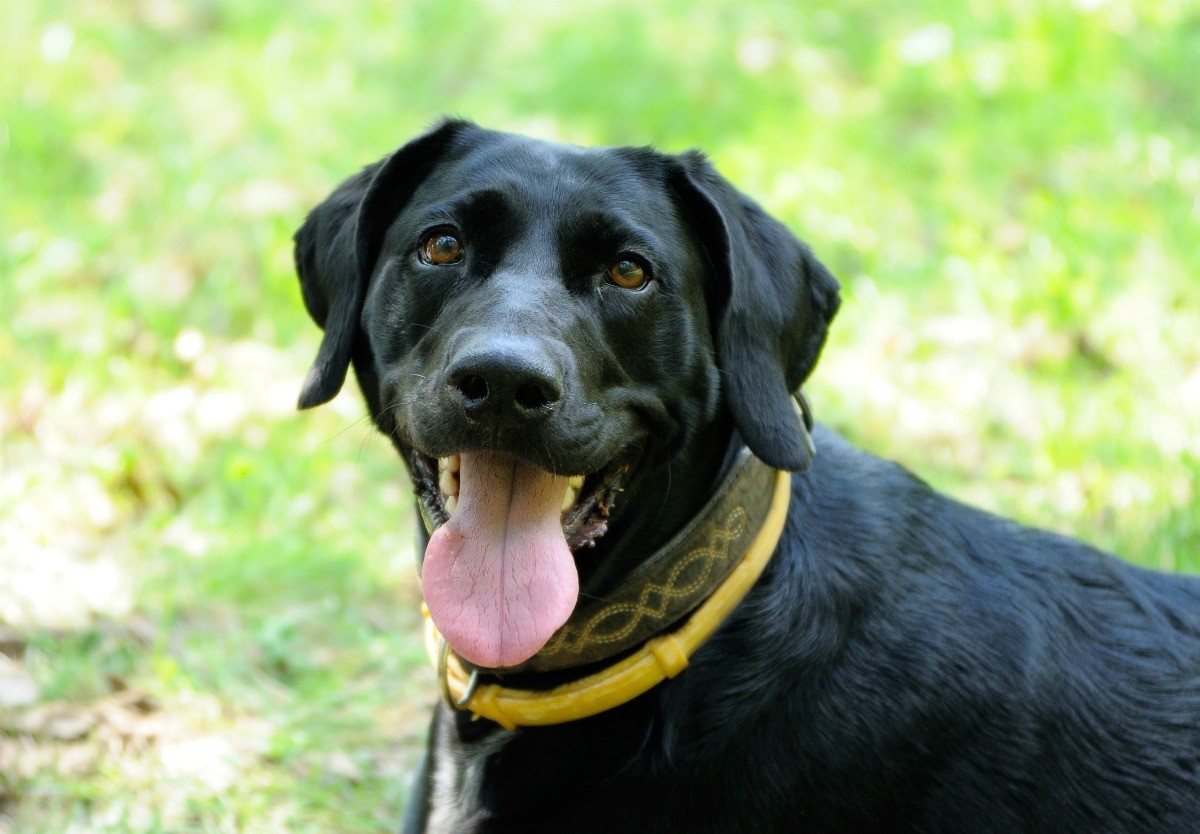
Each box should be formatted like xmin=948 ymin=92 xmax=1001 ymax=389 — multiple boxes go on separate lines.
xmin=2 ymin=0 xmax=1197 ymax=830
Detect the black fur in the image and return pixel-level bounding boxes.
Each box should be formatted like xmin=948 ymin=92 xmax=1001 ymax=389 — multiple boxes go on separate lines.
xmin=294 ymin=121 xmax=1200 ymax=833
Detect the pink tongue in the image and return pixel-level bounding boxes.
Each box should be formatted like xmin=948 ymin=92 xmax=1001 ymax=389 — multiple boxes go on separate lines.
xmin=422 ymin=451 xmax=578 ymax=669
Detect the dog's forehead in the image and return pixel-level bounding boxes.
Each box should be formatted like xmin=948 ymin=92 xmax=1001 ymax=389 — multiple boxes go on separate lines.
xmin=425 ymin=132 xmax=677 ymax=219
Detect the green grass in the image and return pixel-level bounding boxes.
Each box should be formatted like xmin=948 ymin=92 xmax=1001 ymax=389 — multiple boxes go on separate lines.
xmin=2 ymin=0 xmax=1198 ymax=830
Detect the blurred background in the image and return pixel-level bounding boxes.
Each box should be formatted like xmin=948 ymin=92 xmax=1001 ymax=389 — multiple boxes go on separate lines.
xmin=2 ymin=0 xmax=1197 ymax=830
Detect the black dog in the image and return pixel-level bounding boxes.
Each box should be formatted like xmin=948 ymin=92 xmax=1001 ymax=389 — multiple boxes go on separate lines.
xmin=295 ymin=120 xmax=1200 ymax=833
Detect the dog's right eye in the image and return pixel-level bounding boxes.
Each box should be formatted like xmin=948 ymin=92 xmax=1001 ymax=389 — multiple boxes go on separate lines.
xmin=419 ymin=229 xmax=464 ymax=265
xmin=606 ymin=256 xmax=649 ymax=291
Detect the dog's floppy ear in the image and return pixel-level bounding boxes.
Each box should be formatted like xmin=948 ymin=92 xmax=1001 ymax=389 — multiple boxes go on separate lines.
xmin=294 ymin=119 xmax=472 ymax=408
xmin=671 ymin=152 xmax=841 ymax=472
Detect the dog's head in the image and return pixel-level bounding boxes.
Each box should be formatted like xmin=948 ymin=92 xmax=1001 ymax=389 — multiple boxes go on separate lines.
xmin=295 ymin=120 xmax=839 ymax=669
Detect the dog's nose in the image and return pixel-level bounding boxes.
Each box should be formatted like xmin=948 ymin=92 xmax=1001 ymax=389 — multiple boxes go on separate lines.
xmin=446 ymin=337 xmax=563 ymax=420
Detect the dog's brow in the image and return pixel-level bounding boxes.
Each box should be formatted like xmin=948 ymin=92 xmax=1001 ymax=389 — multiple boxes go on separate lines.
xmin=450 ymin=187 xmax=510 ymax=211
xmin=560 ymin=212 xmax=665 ymax=265
xmin=418 ymin=207 xmax=459 ymax=229
xmin=420 ymin=188 xmax=513 ymax=228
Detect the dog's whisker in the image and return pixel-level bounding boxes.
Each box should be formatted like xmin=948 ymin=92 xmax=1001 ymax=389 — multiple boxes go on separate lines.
xmin=317 ymin=413 xmax=377 ymax=447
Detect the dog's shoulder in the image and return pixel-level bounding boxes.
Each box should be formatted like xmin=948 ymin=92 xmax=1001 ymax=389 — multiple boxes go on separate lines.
xmin=662 ymin=427 xmax=1200 ymax=829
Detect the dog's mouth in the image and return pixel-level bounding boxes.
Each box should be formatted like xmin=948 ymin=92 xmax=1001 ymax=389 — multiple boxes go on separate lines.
xmin=409 ymin=451 xmax=631 ymax=551
xmin=405 ymin=445 xmax=632 ymax=670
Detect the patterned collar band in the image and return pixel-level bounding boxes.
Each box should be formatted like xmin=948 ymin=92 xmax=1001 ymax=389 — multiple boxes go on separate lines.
xmin=509 ymin=447 xmax=781 ymax=674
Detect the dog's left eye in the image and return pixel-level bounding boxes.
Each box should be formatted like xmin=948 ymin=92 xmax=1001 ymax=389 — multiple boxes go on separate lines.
xmin=607 ymin=256 xmax=649 ymax=290
xmin=419 ymin=229 xmax=464 ymax=265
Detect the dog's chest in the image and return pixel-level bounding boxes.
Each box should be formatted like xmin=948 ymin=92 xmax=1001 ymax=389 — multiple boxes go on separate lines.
xmin=425 ymin=713 xmax=511 ymax=834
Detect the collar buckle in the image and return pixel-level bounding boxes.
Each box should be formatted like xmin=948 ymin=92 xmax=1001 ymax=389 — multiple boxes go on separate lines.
xmin=438 ymin=638 xmax=481 ymax=710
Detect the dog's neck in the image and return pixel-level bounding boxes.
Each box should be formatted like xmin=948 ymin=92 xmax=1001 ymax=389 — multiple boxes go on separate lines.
xmin=425 ymin=442 xmax=791 ymax=721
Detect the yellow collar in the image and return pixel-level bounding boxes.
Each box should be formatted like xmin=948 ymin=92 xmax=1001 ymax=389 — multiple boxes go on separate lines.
xmin=422 ymin=465 xmax=791 ymax=729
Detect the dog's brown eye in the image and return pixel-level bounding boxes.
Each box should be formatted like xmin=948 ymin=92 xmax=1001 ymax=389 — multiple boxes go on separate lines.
xmin=419 ymin=230 xmax=464 ymax=265
xmin=607 ymin=257 xmax=648 ymax=290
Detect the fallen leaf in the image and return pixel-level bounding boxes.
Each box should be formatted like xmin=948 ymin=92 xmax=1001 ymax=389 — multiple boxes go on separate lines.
xmin=0 ymin=667 xmax=39 ymax=709
xmin=13 ymin=704 xmax=98 ymax=740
